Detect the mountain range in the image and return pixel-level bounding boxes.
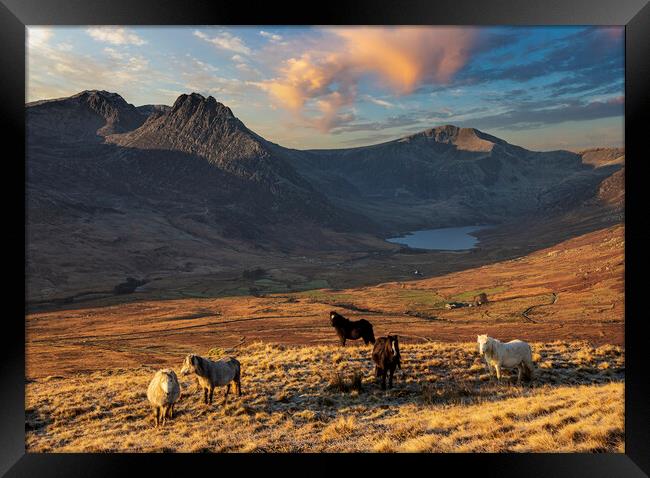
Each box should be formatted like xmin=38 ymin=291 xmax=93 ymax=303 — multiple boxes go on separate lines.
xmin=26 ymin=90 xmax=624 ymax=301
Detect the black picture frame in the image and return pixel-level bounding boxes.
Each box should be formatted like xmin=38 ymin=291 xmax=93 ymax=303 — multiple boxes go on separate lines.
xmin=4 ymin=0 xmax=649 ymax=476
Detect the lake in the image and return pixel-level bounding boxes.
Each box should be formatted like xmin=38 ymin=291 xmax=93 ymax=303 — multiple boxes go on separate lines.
xmin=386 ymin=225 xmax=491 ymax=251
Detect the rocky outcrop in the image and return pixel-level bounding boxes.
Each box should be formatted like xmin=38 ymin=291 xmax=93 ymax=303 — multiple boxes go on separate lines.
xmin=27 ymin=90 xmax=147 ymax=142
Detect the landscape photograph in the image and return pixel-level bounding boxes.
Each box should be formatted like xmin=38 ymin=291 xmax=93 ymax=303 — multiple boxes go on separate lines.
xmin=25 ymin=25 xmax=625 ymax=453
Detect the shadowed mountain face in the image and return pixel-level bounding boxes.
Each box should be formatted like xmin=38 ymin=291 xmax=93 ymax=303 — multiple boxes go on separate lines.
xmin=26 ymin=91 xmax=623 ymax=300
xmin=284 ymin=125 xmax=621 ymax=229
xmin=27 ymin=90 xmax=147 ymax=141
xmin=28 ymin=91 xmax=367 ymax=234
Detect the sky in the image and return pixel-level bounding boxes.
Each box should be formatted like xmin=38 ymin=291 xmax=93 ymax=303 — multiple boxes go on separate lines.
xmin=27 ymin=26 xmax=624 ymax=151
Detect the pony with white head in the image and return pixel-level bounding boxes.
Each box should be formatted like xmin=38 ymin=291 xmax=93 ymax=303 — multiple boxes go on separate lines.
xmin=477 ymin=334 xmax=534 ymax=382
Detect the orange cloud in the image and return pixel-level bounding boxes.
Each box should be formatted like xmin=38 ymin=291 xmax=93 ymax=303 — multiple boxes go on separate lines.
xmin=262 ymin=27 xmax=479 ymax=131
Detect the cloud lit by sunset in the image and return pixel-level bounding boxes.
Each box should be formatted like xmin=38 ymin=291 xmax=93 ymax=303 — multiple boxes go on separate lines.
xmin=262 ymin=27 xmax=479 ymax=131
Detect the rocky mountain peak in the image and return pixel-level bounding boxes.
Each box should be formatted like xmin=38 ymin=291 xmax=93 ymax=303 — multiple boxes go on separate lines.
xmin=170 ymin=93 xmax=235 ymax=120
xmin=27 ymin=89 xmax=146 ymax=139
xmin=402 ymin=124 xmax=506 ymax=153
xmin=75 ymin=89 xmax=128 ymax=103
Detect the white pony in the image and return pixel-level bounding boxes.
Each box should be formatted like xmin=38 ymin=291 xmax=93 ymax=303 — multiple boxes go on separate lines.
xmin=477 ymin=334 xmax=534 ymax=382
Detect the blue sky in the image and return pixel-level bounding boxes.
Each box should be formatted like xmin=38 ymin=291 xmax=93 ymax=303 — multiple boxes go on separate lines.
xmin=27 ymin=26 xmax=624 ymax=151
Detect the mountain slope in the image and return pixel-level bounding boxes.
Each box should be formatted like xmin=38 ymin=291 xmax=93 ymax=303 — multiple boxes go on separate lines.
xmin=27 ymin=90 xmax=147 ymax=142
xmin=108 ymin=93 xmax=316 ymax=196
xmin=26 ymin=91 xmax=380 ymax=301
xmin=284 ymin=125 xmax=621 ymax=229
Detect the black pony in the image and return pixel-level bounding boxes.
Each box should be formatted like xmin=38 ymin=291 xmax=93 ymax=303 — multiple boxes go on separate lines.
xmin=329 ymin=311 xmax=375 ymax=346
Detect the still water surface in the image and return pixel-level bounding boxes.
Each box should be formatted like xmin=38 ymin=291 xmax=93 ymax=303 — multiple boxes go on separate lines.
xmin=387 ymin=225 xmax=490 ymax=250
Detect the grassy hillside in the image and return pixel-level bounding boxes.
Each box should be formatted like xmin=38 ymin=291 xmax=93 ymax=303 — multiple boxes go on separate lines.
xmin=26 ymin=225 xmax=624 ymax=378
xmin=26 ymin=341 xmax=623 ymax=453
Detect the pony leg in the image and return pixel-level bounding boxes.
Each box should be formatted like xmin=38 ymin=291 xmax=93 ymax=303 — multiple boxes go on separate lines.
xmin=388 ymin=367 xmax=394 ymax=389
xmin=209 ymin=386 xmax=214 ymax=404
xmin=381 ymin=371 xmax=387 ymax=390
xmin=153 ymin=407 xmax=159 ymax=427
xmin=236 ymin=375 xmax=242 ymax=397
xmin=161 ymin=406 xmax=168 ymax=426
xmin=341 ymin=337 xmax=346 ymax=347
xmin=517 ymin=365 xmax=523 ymax=384
xmin=203 ymin=387 xmax=208 ymax=404
xmin=495 ymin=364 xmax=502 ymax=381
xmin=224 ymin=383 xmax=231 ymax=402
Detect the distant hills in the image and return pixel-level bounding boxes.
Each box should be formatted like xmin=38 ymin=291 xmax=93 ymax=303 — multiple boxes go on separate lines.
xmin=286 ymin=124 xmax=621 ymax=228
xmin=25 ymin=90 xmax=624 ymax=300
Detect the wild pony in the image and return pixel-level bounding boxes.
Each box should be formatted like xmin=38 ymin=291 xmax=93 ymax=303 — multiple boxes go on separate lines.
xmin=180 ymin=354 xmax=242 ymax=405
xmin=330 ymin=311 xmax=375 ymax=346
xmin=477 ymin=334 xmax=534 ymax=382
xmin=372 ymin=335 xmax=401 ymax=390
xmin=146 ymin=369 xmax=181 ymax=427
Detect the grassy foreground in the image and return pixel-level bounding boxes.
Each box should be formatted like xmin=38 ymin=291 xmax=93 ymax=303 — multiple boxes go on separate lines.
xmin=26 ymin=341 xmax=624 ymax=453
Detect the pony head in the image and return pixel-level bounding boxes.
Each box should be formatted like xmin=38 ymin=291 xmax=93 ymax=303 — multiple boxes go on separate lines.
xmin=477 ymin=334 xmax=491 ymax=356
xmin=330 ymin=311 xmax=346 ymax=326
xmin=158 ymin=369 xmax=178 ymax=393
xmin=180 ymin=354 xmax=200 ymax=375
xmin=389 ymin=335 xmax=400 ymax=356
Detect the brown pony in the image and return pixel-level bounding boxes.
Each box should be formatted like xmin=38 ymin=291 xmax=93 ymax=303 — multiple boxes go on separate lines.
xmin=372 ymin=335 xmax=402 ymax=390
xmin=329 ymin=311 xmax=375 ymax=346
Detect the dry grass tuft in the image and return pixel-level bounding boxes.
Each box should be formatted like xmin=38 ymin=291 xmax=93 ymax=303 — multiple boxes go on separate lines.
xmin=321 ymin=416 xmax=357 ymax=441
xmin=326 ymin=370 xmax=364 ymax=393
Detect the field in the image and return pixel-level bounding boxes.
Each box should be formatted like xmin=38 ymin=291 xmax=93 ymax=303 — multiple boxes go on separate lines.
xmin=25 ymin=224 xmax=625 ymax=452
xmin=26 ymin=341 xmax=624 ymax=452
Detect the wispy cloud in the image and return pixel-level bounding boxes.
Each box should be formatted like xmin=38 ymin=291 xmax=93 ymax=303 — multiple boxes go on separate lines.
xmin=27 ymin=27 xmax=53 ymax=48
xmin=27 ymin=29 xmax=168 ymax=104
xmin=193 ymin=30 xmax=251 ymax=55
xmin=86 ymin=27 xmax=147 ymax=46
xmin=259 ymin=30 xmax=283 ymax=42
xmin=361 ymin=95 xmax=396 ymax=108
xmin=461 ymin=96 xmax=624 ymax=131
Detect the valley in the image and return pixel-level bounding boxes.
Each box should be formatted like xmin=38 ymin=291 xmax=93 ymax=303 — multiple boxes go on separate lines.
xmin=26 ymin=90 xmax=623 ymax=307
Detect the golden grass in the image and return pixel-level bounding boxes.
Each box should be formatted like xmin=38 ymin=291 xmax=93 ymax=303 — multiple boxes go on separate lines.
xmin=26 ymin=341 xmax=623 ymax=453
